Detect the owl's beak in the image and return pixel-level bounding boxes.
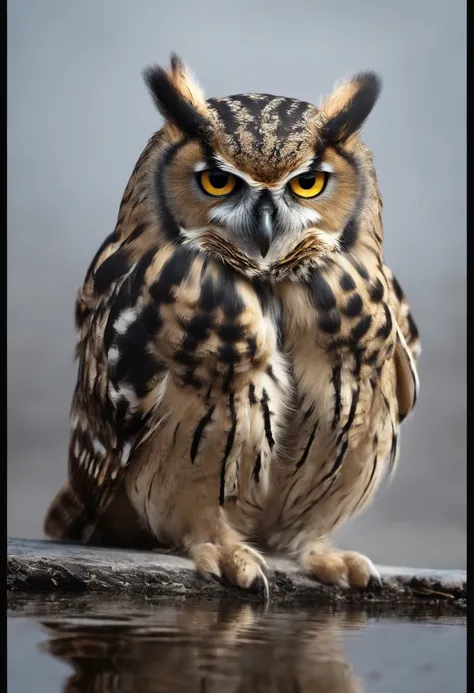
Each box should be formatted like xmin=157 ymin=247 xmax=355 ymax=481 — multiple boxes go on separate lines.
xmin=255 ymin=206 xmax=273 ymax=258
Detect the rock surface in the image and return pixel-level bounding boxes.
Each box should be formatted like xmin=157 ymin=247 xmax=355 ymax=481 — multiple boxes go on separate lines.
xmin=7 ymin=538 xmax=467 ymax=608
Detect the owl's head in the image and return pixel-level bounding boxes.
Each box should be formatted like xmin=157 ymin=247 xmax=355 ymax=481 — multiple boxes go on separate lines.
xmin=144 ymin=54 xmax=382 ymax=280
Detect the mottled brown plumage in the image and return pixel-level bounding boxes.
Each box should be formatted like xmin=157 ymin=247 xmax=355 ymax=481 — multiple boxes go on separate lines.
xmin=44 ymin=54 xmax=420 ymax=595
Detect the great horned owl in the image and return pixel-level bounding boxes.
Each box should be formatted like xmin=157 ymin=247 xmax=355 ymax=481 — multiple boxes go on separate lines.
xmin=44 ymin=54 xmax=420 ymax=597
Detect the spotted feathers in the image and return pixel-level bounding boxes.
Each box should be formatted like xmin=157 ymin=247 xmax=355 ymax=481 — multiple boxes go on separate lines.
xmin=44 ymin=55 xmax=420 ymax=594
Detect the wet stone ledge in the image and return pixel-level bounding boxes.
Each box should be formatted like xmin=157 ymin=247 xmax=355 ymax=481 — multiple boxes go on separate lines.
xmin=7 ymin=538 xmax=467 ymax=610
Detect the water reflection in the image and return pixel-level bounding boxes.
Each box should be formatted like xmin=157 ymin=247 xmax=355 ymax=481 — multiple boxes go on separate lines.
xmin=39 ymin=600 xmax=366 ymax=692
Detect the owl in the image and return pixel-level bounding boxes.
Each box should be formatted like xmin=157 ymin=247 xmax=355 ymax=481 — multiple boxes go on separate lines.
xmin=44 ymin=54 xmax=420 ymax=598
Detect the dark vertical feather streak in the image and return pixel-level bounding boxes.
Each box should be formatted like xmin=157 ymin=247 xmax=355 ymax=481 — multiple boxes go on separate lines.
xmin=219 ymin=393 xmax=237 ymax=505
xmin=381 ymin=392 xmax=398 ymax=476
xmin=336 ymin=385 xmax=360 ymax=446
xmin=260 ymin=390 xmax=275 ymax=450
xmin=252 ymin=453 xmax=262 ymax=483
xmin=190 ymin=405 xmax=216 ymax=463
xmin=356 ymin=453 xmax=378 ymax=512
xmin=287 ymin=476 xmax=338 ymax=530
xmin=319 ymin=439 xmax=349 ymax=484
xmin=331 ymin=361 xmax=342 ymax=429
xmin=295 ymin=420 xmax=319 ymax=469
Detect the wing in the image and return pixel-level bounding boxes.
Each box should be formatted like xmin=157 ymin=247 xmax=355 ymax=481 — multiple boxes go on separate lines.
xmin=384 ymin=266 xmax=421 ymax=422
xmin=44 ymin=131 xmax=172 ymax=542
xmin=272 ymin=254 xmax=422 ymax=537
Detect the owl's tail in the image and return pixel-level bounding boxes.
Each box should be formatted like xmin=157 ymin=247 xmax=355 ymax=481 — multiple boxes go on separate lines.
xmin=43 ymin=484 xmax=93 ymax=542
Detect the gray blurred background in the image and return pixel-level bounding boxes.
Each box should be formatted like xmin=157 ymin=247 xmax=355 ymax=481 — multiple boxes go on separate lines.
xmin=7 ymin=0 xmax=465 ymax=568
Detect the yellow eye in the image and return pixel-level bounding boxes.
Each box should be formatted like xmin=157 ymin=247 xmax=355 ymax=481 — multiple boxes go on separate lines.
xmin=289 ymin=171 xmax=328 ymax=198
xmin=199 ymin=169 xmax=237 ymax=197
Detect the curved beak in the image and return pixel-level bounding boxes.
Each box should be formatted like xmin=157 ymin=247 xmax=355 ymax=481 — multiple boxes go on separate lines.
xmin=255 ymin=206 xmax=273 ymax=258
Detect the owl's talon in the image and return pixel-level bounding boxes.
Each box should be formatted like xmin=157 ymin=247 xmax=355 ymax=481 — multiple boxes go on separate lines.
xmin=192 ymin=542 xmax=270 ymax=600
xmin=367 ymin=574 xmax=383 ymax=590
xmin=249 ymin=569 xmax=270 ymax=603
xmin=259 ymin=571 xmax=271 ymax=603
xmin=336 ymin=576 xmax=350 ymax=589
xmin=301 ymin=547 xmax=379 ymax=590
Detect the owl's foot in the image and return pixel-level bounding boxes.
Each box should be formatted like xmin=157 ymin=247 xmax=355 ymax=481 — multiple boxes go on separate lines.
xmin=300 ymin=544 xmax=381 ymax=589
xmin=191 ymin=542 xmax=270 ymax=600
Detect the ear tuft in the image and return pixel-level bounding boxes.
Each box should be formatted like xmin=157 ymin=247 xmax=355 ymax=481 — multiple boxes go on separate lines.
xmin=142 ymin=53 xmax=209 ymax=139
xmin=319 ymin=71 xmax=382 ymax=144
xmin=169 ymin=52 xmax=206 ymax=109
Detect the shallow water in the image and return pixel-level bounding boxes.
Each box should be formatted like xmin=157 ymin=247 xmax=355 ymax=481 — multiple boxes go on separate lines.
xmin=8 ymin=595 xmax=466 ymax=693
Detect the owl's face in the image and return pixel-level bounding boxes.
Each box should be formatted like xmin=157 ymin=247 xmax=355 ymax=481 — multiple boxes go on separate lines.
xmin=145 ymin=56 xmax=381 ymax=279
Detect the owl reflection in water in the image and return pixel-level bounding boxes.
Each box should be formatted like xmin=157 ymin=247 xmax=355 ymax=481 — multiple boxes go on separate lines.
xmin=44 ymin=54 xmax=420 ymax=597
